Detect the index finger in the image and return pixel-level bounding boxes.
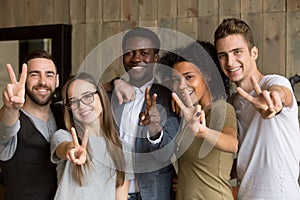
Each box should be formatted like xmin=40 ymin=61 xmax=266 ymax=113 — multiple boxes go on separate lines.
xmin=6 ymin=64 xmax=17 ymax=84
xmin=145 ymin=87 xmax=151 ymax=111
xmin=250 ymin=76 xmax=262 ymax=94
xmin=237 ymin=87 xmax=254 ymax=102
xmin=19 ymin=64 xmax=28 ymax=85
xmin=81 ymin=130 xmax=89 ymax=148
xmin=172 ymin=92 xmax=187 ymax=111
xmin=71 ymin=127 xmax=80 ymax=147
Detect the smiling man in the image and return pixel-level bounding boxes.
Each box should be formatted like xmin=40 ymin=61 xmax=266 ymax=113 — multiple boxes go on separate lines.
xmin=109 ymin=27 xmax=179 ymax=200
xmin=0 ymin=49 xmax=65 ymax=200
xmin=214 ymin=18 xmax=300 ymax=200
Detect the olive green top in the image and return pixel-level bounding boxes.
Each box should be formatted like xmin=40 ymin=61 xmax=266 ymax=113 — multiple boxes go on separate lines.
xmin=175 ymin=100 xmax=237 ymax=200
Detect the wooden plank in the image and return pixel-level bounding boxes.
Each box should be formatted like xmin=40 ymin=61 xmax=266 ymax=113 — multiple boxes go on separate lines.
xmin=198 ymin=16 xmax=219 ymax=43
xmin=40 ymin=0 xmax=54 ymax=24
xmin=86 ymin=0 xmax=102 ymax=22
xmin=138 ymin=20 xmax=158 ymax=27
xmin=70 ymin=0 xmax=86 ymax=24
xmin=0 ymin=0 xmax=9 ymax=27
xmin=121 ymin=0 xmax=138 ymax=21
xmin=158 ymin=0 xmax=177 ymax=19
xmin=262 ymin=13 xmax=286 ymax=75
xmin=287 ymin=0 xmax=300 ymax=11
xmin=5 ymin=0 xmax=25 ymax=27
xmin=24 ymin=0 xmax=41 ymax=25
xmin=102 ymin=22 xmax=121 ymax=40
xmin=219 ymin=0 xmax=240 ymax=16
xmin=103 ymin=0 xmax=120 ymax=22
xmin=72 ymin=23 xmax=86 ymax=74
xmin=100 ymin=22 xmax=123 ymax=84
xmin=139 ymin=0 xmax=158 ymax=20
xmin=241 ymin=0 xmax=262 ymax=13
xmin=158 ymin=19 xmax=178 ymax=53
xmin=85 ymin=23 xmax=102 ymax=55
xmin=54 ymin=0 xmax=69 ymax=24
xmin=121 ymin=21 xmax=138 ymax=32
xmin=178 ymin=17 xmax=198 ymax=41
xmin=198 ymin=0 xmax=218 ymax=16
xmin=287 ymin=12 xmax=300 ymax=76
xmin=178 ymin=0 xmax=198 ymax=17
xmin=263 ymin=0 xmax=285 ymax=12
xmin=242 ymin=13 xmax=263 ymax=71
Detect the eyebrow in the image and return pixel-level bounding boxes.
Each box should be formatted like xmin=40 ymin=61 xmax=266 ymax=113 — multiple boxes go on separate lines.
xmin=217 ymin=48 xmax=243 ymax=55
xmin=28 ymin=70 xmax=56 ymax=74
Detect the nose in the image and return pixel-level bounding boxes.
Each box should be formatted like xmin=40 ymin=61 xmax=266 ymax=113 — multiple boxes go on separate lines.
xmin=227 ymin=53 xmax=235 ymax=67
xmin=178 ymin=78 xmax=187 ymax=90
xmin=131 ymin=51 xmax=142 ymax=63
xmin=38 ymin=74 xmax=46 ymax=85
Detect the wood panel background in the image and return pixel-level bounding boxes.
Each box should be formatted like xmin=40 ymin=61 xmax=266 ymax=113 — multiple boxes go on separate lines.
xmin=0 ymin=0 xmax=299 ymax=86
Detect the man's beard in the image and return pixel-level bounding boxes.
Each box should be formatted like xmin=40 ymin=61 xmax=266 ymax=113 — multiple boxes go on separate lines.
xmin=25 ymin=85 xmax=54 ymax=106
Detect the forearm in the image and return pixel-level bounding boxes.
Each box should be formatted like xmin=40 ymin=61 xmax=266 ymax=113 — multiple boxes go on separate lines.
xmin=55 ymin=141 xmax=74 ymax=160
xmin=115 ymin=180 xmax=129 ymax=200
xmin=0 ymin=106 xmax=19 ymax=126
xmin=201 ymin=127 xmax=238 ymax=153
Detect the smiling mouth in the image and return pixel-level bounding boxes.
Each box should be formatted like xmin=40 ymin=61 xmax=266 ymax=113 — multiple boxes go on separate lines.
xmin=35 ymin=88 xmax=49 ymax=95
xmin=131 ymin=66 xmax=143 ymax=71
xmin=227 ymin=67 xmax=241 ymax=72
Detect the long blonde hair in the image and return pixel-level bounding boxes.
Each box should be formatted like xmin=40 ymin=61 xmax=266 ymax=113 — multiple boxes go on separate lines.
xmin=62 ymin=72 xmax=125 ymax=187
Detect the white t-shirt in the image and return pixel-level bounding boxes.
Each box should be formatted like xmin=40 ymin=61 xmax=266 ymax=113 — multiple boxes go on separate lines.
xmin=232 ymin=75 xmax=300 ymax=200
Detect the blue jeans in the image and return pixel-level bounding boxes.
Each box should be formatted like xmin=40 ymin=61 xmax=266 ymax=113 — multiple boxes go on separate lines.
xmin=128 ymin=192 xmax=142 ymax=200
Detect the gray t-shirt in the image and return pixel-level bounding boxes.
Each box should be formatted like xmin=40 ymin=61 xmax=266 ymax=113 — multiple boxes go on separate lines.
xmin=51 ymin=129 xmax=134 ymax=200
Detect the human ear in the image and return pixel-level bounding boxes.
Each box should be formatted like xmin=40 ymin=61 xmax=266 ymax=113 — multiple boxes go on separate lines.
xmin=251 ymin=46 xmax=258 ymax=60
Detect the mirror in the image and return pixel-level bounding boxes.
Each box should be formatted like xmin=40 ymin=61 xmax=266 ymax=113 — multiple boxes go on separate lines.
xmin=0 ymin=24 xmax=72 ymax=105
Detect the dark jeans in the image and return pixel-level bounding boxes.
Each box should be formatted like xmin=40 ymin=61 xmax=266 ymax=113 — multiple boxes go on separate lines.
xmin=128 ymin=192 xmax=142 ymax=200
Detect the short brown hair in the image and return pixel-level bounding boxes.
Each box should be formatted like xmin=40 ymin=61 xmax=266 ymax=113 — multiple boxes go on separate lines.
xmin=214 ymin=18 xmax=255 ymax=50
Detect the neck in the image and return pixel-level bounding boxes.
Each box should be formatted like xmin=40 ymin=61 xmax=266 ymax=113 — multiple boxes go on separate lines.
xmin=237 ymin=70 xmax=263 ymax=93
xmin=22 ymin=100 xmax=51 ymax=122
xmin=130 ymin=77 xmax=153 ymax=88
xmin=199 ymin=92 xmax=212 ymax=108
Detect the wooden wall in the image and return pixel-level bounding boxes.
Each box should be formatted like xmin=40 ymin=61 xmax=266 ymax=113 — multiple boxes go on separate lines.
xmin=0 ymin=0 xmax=300 ymax=83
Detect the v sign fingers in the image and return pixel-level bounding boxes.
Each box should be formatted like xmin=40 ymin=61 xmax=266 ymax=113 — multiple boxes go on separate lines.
xmin=4 ymin=64 xmax=27 ymax=109
xmin=172 ymin=92 xmax=187 ymax=114
xmin=71 ymin=127 xmax=80 ymax=148
xmin=250 ymin=76 xmax=262 ymax=94
xmin=236 ymin=87 xmax=254 ymax=103
xmin=68 ymin=127 xmax=87 ymax=165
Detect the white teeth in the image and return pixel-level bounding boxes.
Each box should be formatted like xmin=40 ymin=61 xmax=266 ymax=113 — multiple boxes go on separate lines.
xmin=132 ymin=66 xmax=143 ymax=70
xmin=228 ymin=67 xmax=240 ymax=72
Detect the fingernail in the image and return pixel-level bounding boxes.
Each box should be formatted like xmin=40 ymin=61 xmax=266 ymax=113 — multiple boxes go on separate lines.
xmin=195 ymin=112 xmax=201 ymax=117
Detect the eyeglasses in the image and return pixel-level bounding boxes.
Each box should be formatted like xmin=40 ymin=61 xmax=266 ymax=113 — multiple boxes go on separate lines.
xmin=66 ymin=91 xmax=98 ymax=110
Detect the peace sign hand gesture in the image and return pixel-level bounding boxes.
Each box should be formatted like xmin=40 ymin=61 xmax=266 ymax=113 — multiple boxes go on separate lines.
xmin=172 ymin=89 xmax=207 ymax=138
xmin=139 ymin=87 xmax=162 ymax=135
xmin=66 ymin=127 xmax=89 ymax=165
xmin=3 ymin=64 xmax=27 ymax=110
xmin=237 ymin=76 xmax=284 ymax=119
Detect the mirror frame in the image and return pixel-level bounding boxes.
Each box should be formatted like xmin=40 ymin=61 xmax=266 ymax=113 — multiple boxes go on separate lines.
xmin=0 ymin=24 xmax=72 ymax=101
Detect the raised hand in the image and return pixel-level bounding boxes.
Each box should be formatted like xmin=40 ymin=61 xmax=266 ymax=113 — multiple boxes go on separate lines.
xmin=172 ymin=89 xmax=206 ymax=137
xmin=237 ymin=76 xmax=284 ymax=119
xmin=114 ymin=79 xmax=136 ymax=105
xmin=3 ymin=64 xmax=27 ymax=110
xmin=66 ymin=127 xmax=89 ymax=165
xmin=139 ymin=87 xmax=162 ymax=135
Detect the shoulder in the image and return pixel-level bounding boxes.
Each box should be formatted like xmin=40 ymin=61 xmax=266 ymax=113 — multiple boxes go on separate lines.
xmin=261 ymin=74 xmax=292 ymax=90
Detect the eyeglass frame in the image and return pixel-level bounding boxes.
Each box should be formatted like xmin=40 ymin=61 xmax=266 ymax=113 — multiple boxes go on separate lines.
xmin=66 ymin=91 xmax=98 ymax=110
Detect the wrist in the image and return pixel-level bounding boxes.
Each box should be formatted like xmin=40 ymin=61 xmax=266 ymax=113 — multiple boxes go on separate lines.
xmin=276 ymin=102 xmax=285 ymax=115
xmin=110 ymin=77 xmax=120 ymax=91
